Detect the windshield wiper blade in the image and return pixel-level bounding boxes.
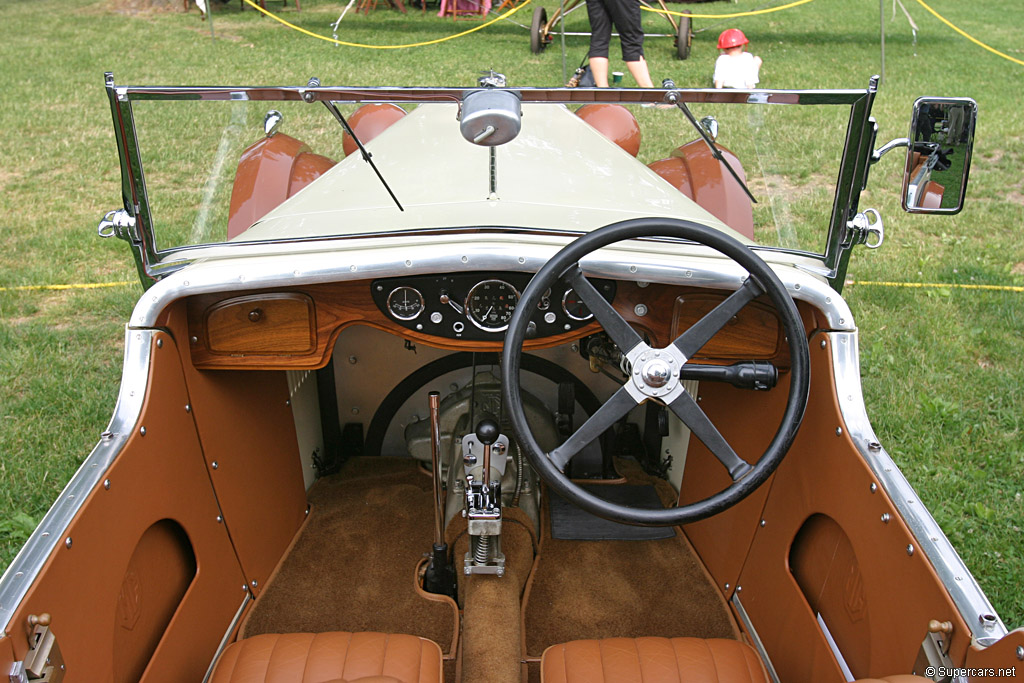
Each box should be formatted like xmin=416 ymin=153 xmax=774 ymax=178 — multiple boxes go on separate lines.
xmin=305 ymin=77 xmax=404 ymax=212
xmin=661 ymin=80 xmax=757 ymax=205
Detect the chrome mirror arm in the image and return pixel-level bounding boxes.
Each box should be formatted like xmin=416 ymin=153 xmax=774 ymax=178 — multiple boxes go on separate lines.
xmin=871 ymin=137 xmax=910 ymax=164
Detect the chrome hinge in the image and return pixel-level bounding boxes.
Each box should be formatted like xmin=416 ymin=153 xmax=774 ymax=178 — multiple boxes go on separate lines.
xmin=14 ymin=614 xmax=65 ymax=683
xmin=97 ymin=208 xmax=138 ymax=242
xmin=843 ymin=208 xmax=884 ymax=250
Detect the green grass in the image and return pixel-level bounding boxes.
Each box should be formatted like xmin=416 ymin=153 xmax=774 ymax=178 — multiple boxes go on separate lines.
xmin=1 ymin=0 xmax=1022 ymax=629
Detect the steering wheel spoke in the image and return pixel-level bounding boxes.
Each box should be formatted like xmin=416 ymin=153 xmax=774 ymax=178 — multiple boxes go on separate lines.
xmin=672 ymin=276 xmax=764 ymax=360
xmin=667 ymin=391 xmax=752 ymax=481
xmin=564 ymin=266 xmax=644 ymax=354
xmin=548 ymin=385 xmax=638 ymax=471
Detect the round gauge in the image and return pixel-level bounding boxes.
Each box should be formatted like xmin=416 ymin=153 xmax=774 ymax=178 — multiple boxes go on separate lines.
xmin=387 ymin=286 xmax=424 ymax=321
xmin=561 ymin=288 xmax=593 ymax=321
xmin=466 ymin=279 xmax=521 ymax=331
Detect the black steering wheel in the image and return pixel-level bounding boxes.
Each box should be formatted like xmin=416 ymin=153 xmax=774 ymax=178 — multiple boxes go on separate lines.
xmin=501 ymin=218 xmax=810 ymax=526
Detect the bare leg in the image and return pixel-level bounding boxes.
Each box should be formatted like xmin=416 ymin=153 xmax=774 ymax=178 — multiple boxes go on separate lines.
xmin=625 ymin=56 xmax=654 ymax=88
xmin=590 ymin=56 xmax=610 ymax=87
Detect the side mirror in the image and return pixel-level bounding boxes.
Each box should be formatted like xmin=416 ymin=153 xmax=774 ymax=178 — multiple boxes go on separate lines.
xmin=902 ymin=97 xmax=977 ymax=214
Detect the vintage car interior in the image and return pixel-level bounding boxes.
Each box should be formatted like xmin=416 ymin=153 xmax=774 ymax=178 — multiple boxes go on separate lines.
xmin=1 ymin=76 xmax=1020 ymax=683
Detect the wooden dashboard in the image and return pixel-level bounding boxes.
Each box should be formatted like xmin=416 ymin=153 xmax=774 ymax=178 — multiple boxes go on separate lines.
xmin=184 ymin=276 xmax=786 ymax=371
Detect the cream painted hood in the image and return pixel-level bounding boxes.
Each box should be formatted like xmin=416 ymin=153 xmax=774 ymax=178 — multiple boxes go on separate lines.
xmin=240 ymin=102 xmax=743 ymax=242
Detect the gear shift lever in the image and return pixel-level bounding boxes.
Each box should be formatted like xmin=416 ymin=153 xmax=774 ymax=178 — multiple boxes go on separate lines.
xmin=462 ymin=418 xmax=508 ymax=577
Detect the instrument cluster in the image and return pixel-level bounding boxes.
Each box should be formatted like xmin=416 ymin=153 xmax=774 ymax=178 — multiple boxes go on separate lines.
xmin=370 ymin=272 xmax=616 ymax=342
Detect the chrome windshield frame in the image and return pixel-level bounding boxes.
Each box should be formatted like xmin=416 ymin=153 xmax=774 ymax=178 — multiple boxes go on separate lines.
xmin=104 ymin=74 xmax=875 ymax=290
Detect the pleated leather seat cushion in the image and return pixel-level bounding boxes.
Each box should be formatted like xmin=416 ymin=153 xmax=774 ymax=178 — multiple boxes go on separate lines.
xmin=541 ymin=637 xmax=768 ymax=683
xmin=209 ymin=631 xmax=443 ymax=683
xmin=541 ymin=637 xmax=935 ymax=683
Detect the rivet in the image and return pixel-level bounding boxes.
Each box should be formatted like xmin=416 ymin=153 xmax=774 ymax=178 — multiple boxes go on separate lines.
xmin=190 ymin=336 xmax=198 ymax=344
xmin=351 ymin=407 xmax=360 ymax=415
xmin=868 ymin=441 xmax=882 ymax=452
xmin=140 ymin=426 xmax=147 ymax=436
xmin=103 ymin=479 xmax=111 ymax=490
xmin=759 ymin=519 xmax=766 ymax=527
xmin=724 ymin=583 xmax=730 ymax=590
xmin=839 ymin=318 xmax=845 ymax=325
xmin=243 ymin=585 xmax=248 ymax=592
xmin=735 ymin=585 xmax=742 ymax=593
xmin=211 ymin=461 xmax=219 ymax=470
xmin=820 ymin=339 xmax=827 ymax=349
xmin=629 ymin=265 xmax=637 ymax=273
xmin=794 ymin=283 xmax=801 ymax=290
xmin=835 ymin=427 xmax=842 ymax=436
xmin=634 ymin=304 xmax=648 ymax=317
xmin=348 ymin=356 xmax=357 ymax=364
xmin=305 ymin=504 xmax=311 ymax=516
xmin=881 ymin=513 xmax=890 ymax=523
xmin=156 ymin=338 xmax=163 ymax=348
xmin=870 ymin=483 xmax=877 ymax=493
xmin=1015 ymin=645 xmax=1023 ymax=660
xmin=101 ymin=431 xmax=113 ymax=440
xmin=285 ymin=399 xmax=291 ymax=406
xmin=906 ymin=544 xmax=914 ymax=556
xmin=825 ymin=297 xmax=831 ymax=304
xmin=185 ymin=404 xmax=191 ymax=413
xmin=216 ymin=515 xmax=223 ymax=523
xmin=65 ymin=537 xmax=72 ymax=549
xmin=461 ymin=256 xmax=468 ymax=263
xmin=251 ymin=580 xmax=258 ymax=588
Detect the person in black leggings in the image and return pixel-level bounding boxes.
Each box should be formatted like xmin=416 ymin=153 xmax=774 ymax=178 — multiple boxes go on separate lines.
xmin=586 ymin=0 xmax=654 ymax=87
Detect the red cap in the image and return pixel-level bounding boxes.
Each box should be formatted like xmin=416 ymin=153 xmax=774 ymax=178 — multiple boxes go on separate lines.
xmin=718 ymin=28 xmax=749 ymax=49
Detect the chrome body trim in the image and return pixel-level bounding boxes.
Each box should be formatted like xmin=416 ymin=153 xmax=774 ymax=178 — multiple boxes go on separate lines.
xmin=731 ymin=594 xmax=781 ymax=683
xmin=829 ymin=330 xmax=1007 ymax=641
xmin=128 ymin=235 xmax=854 ymax=332
xmin=202 ymin=592 xmax=252 ymax=683
xmin=0 ymin=328 xmax=153 ymax=632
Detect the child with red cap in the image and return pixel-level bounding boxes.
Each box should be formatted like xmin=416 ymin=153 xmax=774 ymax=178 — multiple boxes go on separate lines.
xmin=713 ymin=29 xmax=762 ymax=89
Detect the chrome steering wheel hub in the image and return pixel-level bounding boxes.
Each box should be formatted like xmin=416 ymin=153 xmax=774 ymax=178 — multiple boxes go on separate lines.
xmin=625 ymin=343 xmax=688 ymax=403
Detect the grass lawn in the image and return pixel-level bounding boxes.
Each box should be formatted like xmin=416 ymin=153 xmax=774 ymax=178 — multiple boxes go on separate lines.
xmin=1 ymin=0 xmax=1022 ymax=630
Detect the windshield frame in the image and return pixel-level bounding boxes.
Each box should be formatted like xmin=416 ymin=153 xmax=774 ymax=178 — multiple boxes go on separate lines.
xmin=103 ymin=73 xmax=877 ymax=290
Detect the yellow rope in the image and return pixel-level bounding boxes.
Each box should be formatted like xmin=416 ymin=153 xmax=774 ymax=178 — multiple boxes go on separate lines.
xmin=241 ymin=0 xmax=531 ymax=49
xmin=642 ymin=0 xmax=816 ymax=20
xmin=911 ymin=0 xmax=1024 ymax=67
xmin=0 ymin=282 xmax=134 ymax=293
xmin=845 ymin=280 xmax=1024 ymax=293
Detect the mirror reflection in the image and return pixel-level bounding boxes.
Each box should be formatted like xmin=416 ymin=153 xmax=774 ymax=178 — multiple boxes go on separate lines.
xmin=903 ymin=97 xmax=976 ymax=214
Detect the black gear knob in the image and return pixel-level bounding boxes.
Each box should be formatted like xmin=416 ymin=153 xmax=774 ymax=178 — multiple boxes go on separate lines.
xmin=475 ymin=419 xmax=500 ymax=446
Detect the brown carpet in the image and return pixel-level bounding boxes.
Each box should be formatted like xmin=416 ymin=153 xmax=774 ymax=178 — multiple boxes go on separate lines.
xmin=240 ymin=457 xmax=457 ymax=655
xmin=523 ymin=459 xmax=737 ymax=659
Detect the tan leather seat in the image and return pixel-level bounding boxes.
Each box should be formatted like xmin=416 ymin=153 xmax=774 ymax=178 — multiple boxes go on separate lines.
xmin=541 ymin=637 xmax=768 ymax=683
xmin=209 ymin=631 xmax=443 ymax=683
xmin=541 ymin=637 xmax=934 ymax=683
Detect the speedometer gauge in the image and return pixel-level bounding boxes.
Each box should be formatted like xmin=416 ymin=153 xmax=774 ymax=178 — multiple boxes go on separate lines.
xmin=387 ymin=286 xmax=424 ymax=320
xmin=466 ymin=279 xmax=520 ymax=331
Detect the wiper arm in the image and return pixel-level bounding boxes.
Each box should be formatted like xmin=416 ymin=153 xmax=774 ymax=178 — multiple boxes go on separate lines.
xmin=662 ymin=80 xmax=757 ymax=205
xmin=305 ymin=77 xmax=404 ymax=212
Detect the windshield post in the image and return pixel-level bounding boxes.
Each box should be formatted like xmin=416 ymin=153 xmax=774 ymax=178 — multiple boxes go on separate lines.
xmin=104 ymin=73 xmax=159 ymax=289
xmin=823 ymin=76 xmax=880 ymax=291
